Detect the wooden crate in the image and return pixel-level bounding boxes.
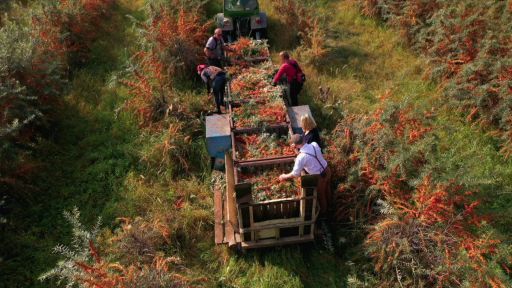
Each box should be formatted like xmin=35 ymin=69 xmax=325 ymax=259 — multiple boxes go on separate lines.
xmin=235 ymin=174 xmax=318 ymax=249
xmin=233 ymin=156 xmax=295 ymax=185
xmin=214 ymin=153 xmax=318 ymax=250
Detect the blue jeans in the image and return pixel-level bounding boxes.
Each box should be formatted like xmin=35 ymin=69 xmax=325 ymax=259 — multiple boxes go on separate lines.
xmin=212 ymin=73 xmax=226 ymax=112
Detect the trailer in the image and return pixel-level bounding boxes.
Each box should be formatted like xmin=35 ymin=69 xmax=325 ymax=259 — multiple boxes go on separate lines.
xmin=213 ymin=153 xmax=319 ymax=249
xmin=206 ymin=39 xmax=319 ymax=250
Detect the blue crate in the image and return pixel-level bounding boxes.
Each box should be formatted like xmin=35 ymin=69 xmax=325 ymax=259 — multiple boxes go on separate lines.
xmin=206 ymin=114 xmax=232 ymax=159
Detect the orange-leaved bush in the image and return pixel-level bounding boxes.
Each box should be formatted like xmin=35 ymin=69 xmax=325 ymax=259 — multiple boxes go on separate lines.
xmin=121 ymin=6 xmax=210 ymax=127
xmin=326 ymin=95 xmax=510 ymax=286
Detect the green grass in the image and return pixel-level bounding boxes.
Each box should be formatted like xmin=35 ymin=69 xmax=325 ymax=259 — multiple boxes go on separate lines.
xmin=2 ymin=0 xmax=512 ymax=287
xmin=0 ymin=2 xmax=141 ymax=287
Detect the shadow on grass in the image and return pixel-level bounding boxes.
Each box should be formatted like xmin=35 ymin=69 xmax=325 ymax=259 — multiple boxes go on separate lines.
xmin=0 ymin=3 xmax=142 ymax=287
xmin=225 ymin=243 xmax=349 ymax=288
xmin=313 ymin=45 xmax=369 ymax=76
xmin=0 ymin=88 xmax=139 ymax=286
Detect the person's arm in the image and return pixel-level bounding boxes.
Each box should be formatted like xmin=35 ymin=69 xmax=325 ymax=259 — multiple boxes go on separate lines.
xmin=272 ymin=64 xmax=286 ymax=85
xmin=204 ymin=47 xmax=215 ymax=58
xmin=200 ymin=71 xmax=211 ymax=94
xmin=223 ymin=44 xmax=234 ymax=53
xmin=219 ymin=38 xmax=234 ymax=53
xmin=279 ymin=155 xmax=303 ymax=181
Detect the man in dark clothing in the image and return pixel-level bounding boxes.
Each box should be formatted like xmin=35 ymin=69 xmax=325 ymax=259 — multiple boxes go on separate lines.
xmin=272 ymin=51 xmax=304 ymax=106
xmin=198 ymin=64 xmax=226 ymax=114
xmin=204 ymin=28 xmax=234 ymax=68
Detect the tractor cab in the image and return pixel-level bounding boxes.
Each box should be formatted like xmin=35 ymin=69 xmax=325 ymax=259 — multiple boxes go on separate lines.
xmin=216 ymin=0 xmax=267 ymax=42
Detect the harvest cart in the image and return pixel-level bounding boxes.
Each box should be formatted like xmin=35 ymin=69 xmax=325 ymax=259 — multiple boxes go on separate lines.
xmin=214 ymin=153 xmax=319 ymax=249
xmin=206 ymin=36 xmax=320 ymax=250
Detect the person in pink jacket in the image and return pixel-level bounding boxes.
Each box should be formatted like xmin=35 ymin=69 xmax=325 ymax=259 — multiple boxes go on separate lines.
xmin=272 ymin=51 xmax=305 ymax=106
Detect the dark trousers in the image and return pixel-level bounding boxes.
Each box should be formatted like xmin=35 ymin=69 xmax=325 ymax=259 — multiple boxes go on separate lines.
xmin=317 ymin=167 xmax=332 ymax=218
xmin=207 ymin=58 xmax=222 ymax=68
xmin=289 ymin=80 xmax=303 ymax=106
xmin=212 ymin=73 xmax=226 ymax=112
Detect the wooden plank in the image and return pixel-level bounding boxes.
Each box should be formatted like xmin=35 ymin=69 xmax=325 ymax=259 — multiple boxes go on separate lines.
xmin=223 ymin=189 xmax=234 ymax=245
xmin=258 ymin=228 xmax=277 ymax=239
xmin=234 ymin=156 xmax=295 ymax=168
xmin=249 ymin=206 xmax=255 ymax=242
xmin=225 ymin=153 xmax=239 ymax=247
xmin=239 ymin=219 xmax=317 ymax=233
xmin=241 ymin=234 xmax=314 ymax=249
xmin=214 ymin=187 xmax=224 ymax=244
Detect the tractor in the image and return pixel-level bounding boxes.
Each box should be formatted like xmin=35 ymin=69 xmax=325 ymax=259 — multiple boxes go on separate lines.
xmin=216 ymin=0 xmax=267 ymax=42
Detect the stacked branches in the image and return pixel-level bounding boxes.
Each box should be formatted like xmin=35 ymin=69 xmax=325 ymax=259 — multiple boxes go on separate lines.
xmin=239 ymin=169 xmax=300 ymax=202
xmin=229 ymin=62 xmax=287 ymax=129
xmin=121 ymin=4 xmax=210 ymax=127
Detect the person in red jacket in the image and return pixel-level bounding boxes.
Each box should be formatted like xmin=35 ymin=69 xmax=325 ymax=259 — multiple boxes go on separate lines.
xmin=272 ymin=51 xmax=304 ymax=106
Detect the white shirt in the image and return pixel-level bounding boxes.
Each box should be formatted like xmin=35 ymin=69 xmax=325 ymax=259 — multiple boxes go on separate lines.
xmin=291 ymin=142 xmax=327 ymax=177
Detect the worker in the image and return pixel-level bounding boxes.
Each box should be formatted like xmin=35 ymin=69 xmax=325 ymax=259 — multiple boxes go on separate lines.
xmin=272 ymin=51 xmax=305 ymax=106
xmin=197 ymin=64 xmax=226 ymax=114
xmin=278 ymin=134 xmax=331 ymax=218
xmin=204 ymin=28 xmax=234 ymax=68
xmin=300 ymin=114 xmax=323 ymax=150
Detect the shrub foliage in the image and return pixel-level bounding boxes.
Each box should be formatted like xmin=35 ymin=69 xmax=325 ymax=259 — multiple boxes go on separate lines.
xmin=0 ymin=0 xmax=114 ymax=194
xmin=359 ymin=0 xmax=512 ymax=157
xmin=121 ymin=3 xmax=210 ymax=127
xmin=327 ymin=96 xmax=512 ymax=286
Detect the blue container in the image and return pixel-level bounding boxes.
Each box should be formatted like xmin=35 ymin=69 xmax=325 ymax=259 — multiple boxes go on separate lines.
xmin=206 ymin=114 xmax=232 ymax=159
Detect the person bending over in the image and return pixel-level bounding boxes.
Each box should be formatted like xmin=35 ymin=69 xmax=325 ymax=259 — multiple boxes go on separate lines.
xmin=198 ymin=64 xmax=226 ymax=114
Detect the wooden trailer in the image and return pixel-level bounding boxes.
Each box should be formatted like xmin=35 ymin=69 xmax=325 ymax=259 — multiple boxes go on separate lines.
xmin=208 ymin=43 xmax=320 ymax=249
xmin=214 ymin=153 xmax=319 ymax=249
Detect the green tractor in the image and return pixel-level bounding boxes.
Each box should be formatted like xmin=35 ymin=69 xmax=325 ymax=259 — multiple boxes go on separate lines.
xmin=216 ymin=0 xmax=267 ymax=42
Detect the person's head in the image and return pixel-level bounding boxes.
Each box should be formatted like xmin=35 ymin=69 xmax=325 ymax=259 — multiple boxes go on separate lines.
xmin=197 ymin=64 xmax=207 ymax=75
xmin=300 ymin=114 xmax=317 ymax=132
xmin=279 ymin=51 xmax=290 ymax=63
xmin=290 ymin=134 xmax=304 ymax=151
xmin=214 ymin=28 xmax=223 ymax=39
